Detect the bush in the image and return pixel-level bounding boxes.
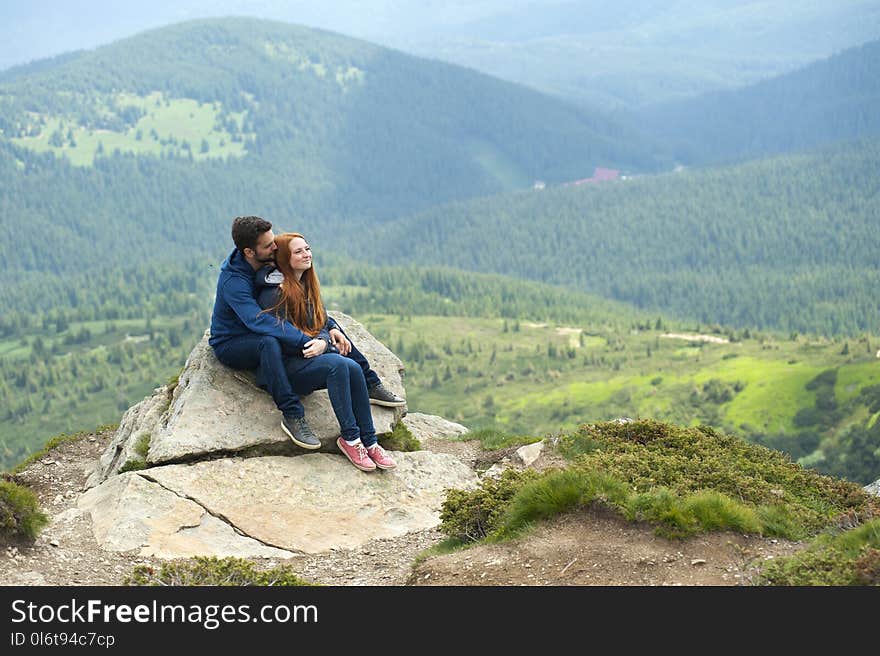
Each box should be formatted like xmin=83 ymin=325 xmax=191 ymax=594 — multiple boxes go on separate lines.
xmin=757 ymin=519 xmax=880 ymax=586
xmin=439 ymin=420 xmax=880 ymax=547
xmin=124 ymin=556 xmax=316 ymax=586
xmin=496 ymin=469 xmax=630 ymax=539
xmin=0 ymin=480 xmax=48 ymax=541
xmin=562 ymin=419 xmax=877 ymax=535
xmin=439 ymin=469 xmax=539 ymax=543
xmin=380 ymin=420 xmax=421 ymax=452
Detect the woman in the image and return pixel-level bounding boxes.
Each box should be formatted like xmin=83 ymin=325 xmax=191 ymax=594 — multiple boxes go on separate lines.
xmin=258 ymin=232 xmax=398 ymax=472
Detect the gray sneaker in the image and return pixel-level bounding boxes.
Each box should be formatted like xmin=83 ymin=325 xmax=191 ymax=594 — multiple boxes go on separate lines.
xmin=282 ymin=415 xmax=321 ymax=449
xmin=368 ymin=382 xmax=406 ymax=407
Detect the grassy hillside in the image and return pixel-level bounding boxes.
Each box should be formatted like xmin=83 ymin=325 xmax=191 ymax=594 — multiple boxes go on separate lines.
xmin=637 ymin=37 xmax=880 ymax=165
xmin=349 ymin=308 xmax=880 ymax=486
xmin=354 ymin=138 xmax=880 ymax=335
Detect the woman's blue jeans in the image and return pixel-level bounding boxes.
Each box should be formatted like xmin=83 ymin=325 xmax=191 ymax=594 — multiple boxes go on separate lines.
xmin=288 ymin=353 xmax=377 ymax=446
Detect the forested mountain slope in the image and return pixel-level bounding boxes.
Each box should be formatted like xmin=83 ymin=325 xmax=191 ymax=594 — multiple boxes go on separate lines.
xmin=637 ymin=38 xmax=880 ymax=165
xmin=355 ymin=139 xmax=880 ymax=335
xmin=0 ymin=17 xmax=667 ymax=292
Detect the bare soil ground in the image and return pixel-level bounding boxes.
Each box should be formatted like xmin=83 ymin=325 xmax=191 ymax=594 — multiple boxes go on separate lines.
xmin=1 ymin=428 xmax=802 ymax=586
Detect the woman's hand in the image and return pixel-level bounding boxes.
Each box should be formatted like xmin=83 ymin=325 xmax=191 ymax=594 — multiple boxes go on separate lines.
xmin=329 ymin=328 xmax=351 ymax=355
xmin=302 ymin=337 xmax=329 ymax=358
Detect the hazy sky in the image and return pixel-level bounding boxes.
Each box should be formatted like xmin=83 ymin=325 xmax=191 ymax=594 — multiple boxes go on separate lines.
xmin=5 ymin=1 xmax=879 ymax=71
xmin=1 ymin=0 xmax=537 ymax=70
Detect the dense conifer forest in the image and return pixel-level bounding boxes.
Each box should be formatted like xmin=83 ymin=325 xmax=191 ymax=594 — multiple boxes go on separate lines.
xmin=360 ymin=138 xmax=880 ymax=335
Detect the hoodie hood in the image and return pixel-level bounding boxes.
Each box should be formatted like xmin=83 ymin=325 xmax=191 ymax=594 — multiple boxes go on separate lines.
xmin=254 ymin=264 xmax=283 ymax=291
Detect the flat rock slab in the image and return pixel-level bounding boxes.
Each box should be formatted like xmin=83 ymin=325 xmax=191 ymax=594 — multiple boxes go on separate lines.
xmin=77 ymin=472 xmax=296 ymax=559
xmin=401 ymin=412 xmax=469 ymax=439
xmin=79 ymin=450 xmax=478 ymax=557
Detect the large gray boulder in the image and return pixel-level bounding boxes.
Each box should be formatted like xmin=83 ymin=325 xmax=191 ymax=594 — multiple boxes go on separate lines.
xmin=78 ymin=313 xmax=481 ymax=560
xmin=865 ymin=478 xmax=880 ymax=497
xmin=86 ymin=312 xmax=405 ymax=487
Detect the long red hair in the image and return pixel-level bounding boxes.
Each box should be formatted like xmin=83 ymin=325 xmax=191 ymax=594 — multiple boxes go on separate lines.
xmin=269 ymin=232 xmax=327 ymax=336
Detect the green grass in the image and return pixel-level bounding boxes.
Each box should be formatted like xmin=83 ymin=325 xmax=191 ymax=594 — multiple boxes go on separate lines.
xmin=757 ymin=519 xmax=880 ymax=585
xmin=352 ymin=313 xmax=880 ymax=483
xmin=837 ymin=361 xmax=880 ymax=404
xmin=454 ymin=426 xmax=540 ymax=451
xmin=0 ymin=480 xmax=48 ymax=540
xmin=123 ymin=556 xmax=317 ymax=586
xmin=706 ymin=357 xmax=819 ymax=434
xmin=118 ymin=433 xmax=151 ymax=474
xmin=10 ymin=92 xmax=252 ymax=166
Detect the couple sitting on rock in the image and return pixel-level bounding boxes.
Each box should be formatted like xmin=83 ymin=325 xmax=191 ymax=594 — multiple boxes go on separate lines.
xmin=208 ymin=215 xmax=405 ymax=472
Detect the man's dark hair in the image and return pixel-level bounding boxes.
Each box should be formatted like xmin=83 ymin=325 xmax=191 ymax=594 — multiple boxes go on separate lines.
xmin=231 ymin=215 xmax=272 ymax=251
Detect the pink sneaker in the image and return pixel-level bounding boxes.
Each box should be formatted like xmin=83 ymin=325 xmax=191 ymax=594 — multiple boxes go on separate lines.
xmin=336 ymin=438 xmax=376 ymax=471
xmin=367 ymin=443 xmax=397 ymax=470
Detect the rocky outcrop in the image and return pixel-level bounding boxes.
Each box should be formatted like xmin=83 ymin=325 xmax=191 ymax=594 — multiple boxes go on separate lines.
xmin=399 ymin=412 xmax=468 ymax=439
xmin=79 ymin=312 xmax=480 ymax=559
xmin=866 ymin=478 xmax=880 ymax=497
xmin=87 ymin=312 xmax=405 ymax=487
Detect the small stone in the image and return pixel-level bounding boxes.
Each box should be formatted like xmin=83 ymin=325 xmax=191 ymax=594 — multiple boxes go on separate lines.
xmin=49 ymin=539 xmax=60 ymax=547
xmin=690 ymin=559 xmax=707 ymax=566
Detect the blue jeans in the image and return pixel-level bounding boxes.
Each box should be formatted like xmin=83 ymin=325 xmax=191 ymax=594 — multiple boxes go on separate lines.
xmin=288 ymin=353 xmax=377 ymax=446
xmin=278 ymin=328 xmax=380 ymax=388
xmin=212 ymin=335 xmax=305 ymax=418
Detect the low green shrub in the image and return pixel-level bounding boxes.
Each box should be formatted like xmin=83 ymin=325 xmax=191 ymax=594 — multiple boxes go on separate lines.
xmin=439 ymin=469 xmax=539 ymax=542
xmin=0 ymin=480 xmax=48 ymax=541
xmin=757 ymin=519 xmax=880 ymax=586
xmin=562 ymin=419 xmax=877 ymax=536
xmin=439 ymin=419 xmax=880 ymax=547
xmin=381 ymin=420 xmax=421 ymax=452
xmin=118 ymin=434 xmax=151 ymax=473
xmin=124 ymin=556 xmax=316 ymax=586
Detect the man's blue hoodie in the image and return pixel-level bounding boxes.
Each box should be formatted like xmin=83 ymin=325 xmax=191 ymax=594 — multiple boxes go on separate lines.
xmin=208 ymin=249 xmax=311 ymax=351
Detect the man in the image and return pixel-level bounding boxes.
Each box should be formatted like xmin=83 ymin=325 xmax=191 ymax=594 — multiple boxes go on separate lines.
xmin=209 ymin=215 xmax=323 ymax=449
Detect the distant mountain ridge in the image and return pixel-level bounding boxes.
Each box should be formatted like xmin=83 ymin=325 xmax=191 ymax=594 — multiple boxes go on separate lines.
xmin=4 ymin=1 xmax=879 ymax=111
xmin=638 ymin=37 xmax=880 ymax=165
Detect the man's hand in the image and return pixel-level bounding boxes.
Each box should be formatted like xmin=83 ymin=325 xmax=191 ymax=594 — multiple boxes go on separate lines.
xmin=329 ymin=328 xmax=351 ymax=355
xmin=302 ymin=338 xmax=328 ymax=358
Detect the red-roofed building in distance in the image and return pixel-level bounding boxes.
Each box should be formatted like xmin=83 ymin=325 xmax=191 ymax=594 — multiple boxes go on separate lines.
xmin=563 ymin=167 xmax=620 ymax=186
